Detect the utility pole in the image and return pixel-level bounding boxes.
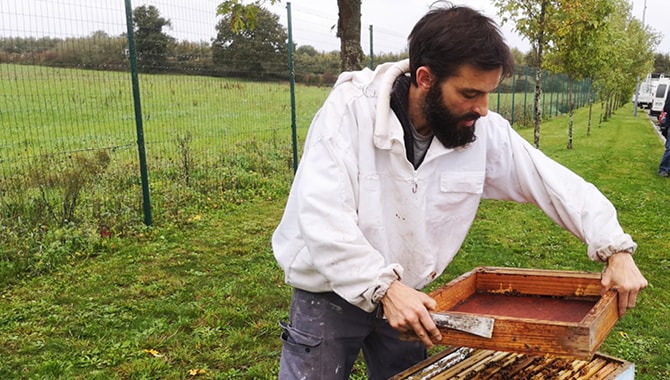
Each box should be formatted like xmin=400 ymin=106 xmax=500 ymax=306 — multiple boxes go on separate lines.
xmin=633 ymin=0 xmax=647 ymax=117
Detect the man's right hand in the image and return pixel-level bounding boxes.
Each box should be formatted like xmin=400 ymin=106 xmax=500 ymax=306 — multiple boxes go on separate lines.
xmin=380 ymin=280 xmax=443 ymax=348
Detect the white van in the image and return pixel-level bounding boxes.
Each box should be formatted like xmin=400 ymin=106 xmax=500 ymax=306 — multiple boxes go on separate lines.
xmin=633 ymin=73 xmax=665 ymax=109
xmin=650 ymin=78 xmax=670 ymax=117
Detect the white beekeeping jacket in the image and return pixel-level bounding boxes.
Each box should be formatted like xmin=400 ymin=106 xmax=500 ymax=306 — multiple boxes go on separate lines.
xmin=272 ymin=60 xmax=636 ymax=313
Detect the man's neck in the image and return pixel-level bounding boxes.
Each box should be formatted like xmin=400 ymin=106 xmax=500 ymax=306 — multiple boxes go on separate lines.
xmin=407 ymin=84 xmax=430 ymax=136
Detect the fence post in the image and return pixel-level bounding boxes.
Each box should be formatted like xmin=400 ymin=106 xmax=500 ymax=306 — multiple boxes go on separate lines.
xmin=369 ymin=25 xmax=374 ymax=69
xmin=124 ymin=0 xmax=152 ymax=226
xmin=496 ymin=84 xmax=501 ymax=114
xmin=287 ymin=2 xmax=298 ymax=174
xmin=510 ymin=71 xmax=516 ymax=125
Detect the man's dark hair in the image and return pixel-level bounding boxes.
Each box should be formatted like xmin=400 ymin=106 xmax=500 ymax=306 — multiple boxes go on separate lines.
xmin=408 ymin=2 xmax=515 ymax=85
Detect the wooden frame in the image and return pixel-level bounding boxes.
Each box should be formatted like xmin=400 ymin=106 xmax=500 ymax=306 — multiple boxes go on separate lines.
xmin=427 ymin=267 xmax=620 ymax=359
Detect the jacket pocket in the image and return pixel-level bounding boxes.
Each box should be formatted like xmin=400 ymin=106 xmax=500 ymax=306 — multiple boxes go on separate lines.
xmin=439 ymin=171 xmax=485 ymax=194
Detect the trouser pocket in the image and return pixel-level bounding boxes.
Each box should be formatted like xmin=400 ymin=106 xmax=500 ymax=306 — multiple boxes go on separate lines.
xmin=278 ymin=321 xmax=323 ymax=379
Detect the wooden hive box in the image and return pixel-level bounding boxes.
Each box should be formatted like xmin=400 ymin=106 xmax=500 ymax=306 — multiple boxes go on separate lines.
xmin=424 ymin=267 xmax=620 ymax=359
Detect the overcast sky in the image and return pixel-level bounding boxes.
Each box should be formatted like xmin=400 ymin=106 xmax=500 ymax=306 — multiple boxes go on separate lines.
xmin=272 ymin=0 xmax=668 ymax=54
xmin=1 ymin=0 xmax=668 ymax=55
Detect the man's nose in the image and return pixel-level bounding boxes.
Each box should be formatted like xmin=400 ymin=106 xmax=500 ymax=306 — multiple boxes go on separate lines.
xmin=472 ymin=95 xmax=489 ymax=117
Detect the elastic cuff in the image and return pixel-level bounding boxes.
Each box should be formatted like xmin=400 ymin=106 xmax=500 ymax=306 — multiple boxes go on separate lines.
xmin=370 ymin=265 xmax=403 ymax=305
xmin=595 ymin=245 xmax=636 ymax=262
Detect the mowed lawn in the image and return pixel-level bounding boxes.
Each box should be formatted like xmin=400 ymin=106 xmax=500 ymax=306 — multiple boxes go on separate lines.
xmin=0 ymin=65 xmax=668 ymax=380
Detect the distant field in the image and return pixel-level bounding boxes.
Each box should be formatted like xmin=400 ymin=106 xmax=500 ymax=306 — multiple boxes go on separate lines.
xmin=1 ymin=63 xmax=582 ymax=178
xmin=0 ymin=64 xmax=329 ymax=178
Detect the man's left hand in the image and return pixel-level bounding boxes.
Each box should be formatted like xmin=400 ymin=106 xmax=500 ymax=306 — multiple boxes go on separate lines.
xmin=601 ymin=252 xmax=648 ymax=316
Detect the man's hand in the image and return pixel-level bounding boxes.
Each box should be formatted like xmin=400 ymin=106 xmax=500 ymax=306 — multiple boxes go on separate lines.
xmin=380 ymin=280 xmax=443 ymax=348
xmin=601 ymin=252 xmax=648 ymax=316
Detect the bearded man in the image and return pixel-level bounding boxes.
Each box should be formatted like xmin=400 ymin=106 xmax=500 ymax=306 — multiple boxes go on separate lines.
xmin=272 ymin=4 xmax=647 ymax=379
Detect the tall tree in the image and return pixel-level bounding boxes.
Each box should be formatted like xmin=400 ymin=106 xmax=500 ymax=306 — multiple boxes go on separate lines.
xmin=212 ymin=6 xmax=288 ymax=79
xmin=132 ymin=5 xmax=175 ymax=72
xmin=591 ymin=0 xmax=656 ymax=123
xmin=217 ymin=0 xmax=363 ymax=72
xmin=494 ymin=0 xmax=559 ymax=149
xmin=545 ymin=0 xmax=613 ymax=149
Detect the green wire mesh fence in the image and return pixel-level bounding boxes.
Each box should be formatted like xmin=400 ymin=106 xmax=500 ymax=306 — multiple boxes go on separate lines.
xmin=0 ymin=0 xmax=590 ymax=229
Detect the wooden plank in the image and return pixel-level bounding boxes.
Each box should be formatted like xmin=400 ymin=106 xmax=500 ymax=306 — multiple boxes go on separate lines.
xmin=474 ymin=267 xmax=603 ymax=297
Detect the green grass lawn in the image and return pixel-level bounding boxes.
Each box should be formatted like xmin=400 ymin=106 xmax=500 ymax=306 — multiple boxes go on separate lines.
xmin=0 ymin=99 xmax=668 ymax=379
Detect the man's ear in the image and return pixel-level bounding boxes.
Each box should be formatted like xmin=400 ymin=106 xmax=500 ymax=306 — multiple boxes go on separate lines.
xmin=415 ymin=66 xmax=433 ymax=91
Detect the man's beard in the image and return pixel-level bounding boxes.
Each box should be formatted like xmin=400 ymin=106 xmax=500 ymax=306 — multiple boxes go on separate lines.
xmin=424 ymin=83 xmax=479 ymax=149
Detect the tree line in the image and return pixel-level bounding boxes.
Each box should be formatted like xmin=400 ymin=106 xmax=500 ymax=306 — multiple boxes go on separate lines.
xmin=0 ymin=5 xmax=405 ymax=87
xmin=494 ymin=0 xmax=660 ymax=148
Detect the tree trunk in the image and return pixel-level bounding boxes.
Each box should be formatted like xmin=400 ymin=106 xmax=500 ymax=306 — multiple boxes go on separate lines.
xmin=607 ymin=94 xmax=612 ymax=120
xmin=567 ymin=78 xmax=574 ymax=149
xmin=336 ymin=0 xmax=364 ymax=72
xmin=599 ymin=100 xmax=604 ymax=126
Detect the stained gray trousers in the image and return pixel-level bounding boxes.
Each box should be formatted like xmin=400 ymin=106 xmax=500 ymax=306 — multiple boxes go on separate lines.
xmin=279 ymin=288 xmax=426 ymax=380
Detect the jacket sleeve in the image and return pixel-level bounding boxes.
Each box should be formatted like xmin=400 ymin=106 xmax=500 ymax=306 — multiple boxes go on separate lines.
xmin=482 ymin=120 xmax=636 ymax=262
xmin=287 ymin=93 xmax=402 ymax=312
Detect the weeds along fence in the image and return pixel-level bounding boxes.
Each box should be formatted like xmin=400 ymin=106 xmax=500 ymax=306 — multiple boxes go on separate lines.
xmin=0 ymin=0 xmax=590 ymax=281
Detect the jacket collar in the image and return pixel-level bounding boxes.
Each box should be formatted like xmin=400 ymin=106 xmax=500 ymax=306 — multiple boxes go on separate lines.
xmin=373 ymin=59 xmax=410 ymax=149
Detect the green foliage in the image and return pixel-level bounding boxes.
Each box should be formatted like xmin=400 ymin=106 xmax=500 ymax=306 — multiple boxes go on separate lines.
xmin=0 ymin=33 xmax=128 ymax=69
xmin=216 ymin=0 xmax=280 ymax=32
xmin=589 ymin=0 xmax=656 ymax=110
xmin=29 ymin=150 xmax=111 ymax=225
xmin=55 ymin=32 xmax=129 ymax=69
xmin=653 ymin=52 xmax=670 ymax=74
xmin=545 ymin=0 xmax=612 ymax=80
xmin=294 ymin=49 xmax=340 ymax=86
xmin=132 ymin=5 xmax=176 ymax=72
xmin=494 ymin=0 xmax=558 ymax=50
xmin=510 ymin=47 xmax=526 ymax=66
xmin=0 ymin=135 xmax=293 ymax=288
xmin=495 ymin=0 xmax=658 ymax=146
xmin=212 ymin=6 xmax=288 ymax=79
